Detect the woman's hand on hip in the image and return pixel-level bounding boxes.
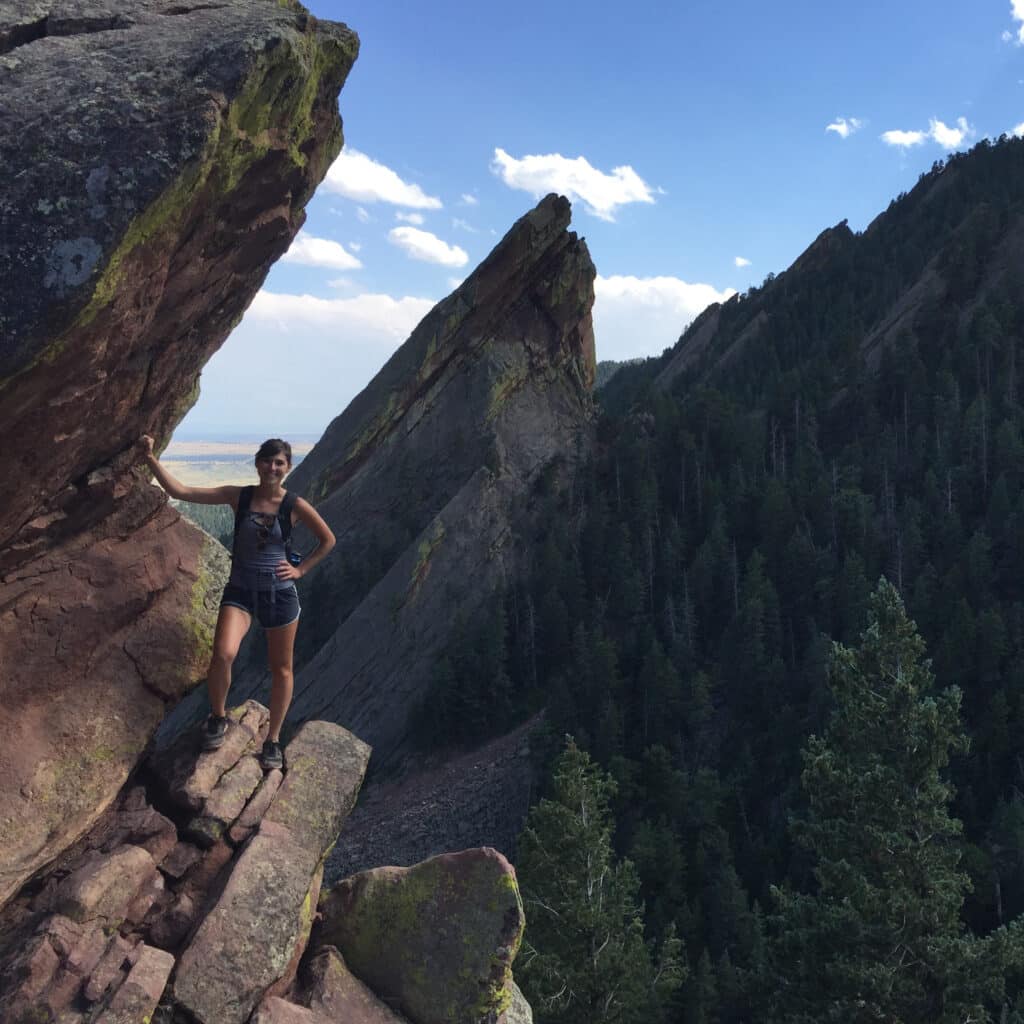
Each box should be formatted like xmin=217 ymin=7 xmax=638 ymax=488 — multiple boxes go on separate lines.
xmin=276 ymin=561 xmax=303 ymax=581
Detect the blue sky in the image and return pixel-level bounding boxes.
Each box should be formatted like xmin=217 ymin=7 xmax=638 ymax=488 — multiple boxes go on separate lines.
xmin=175 ymin=0 xmax=1024 ymax=438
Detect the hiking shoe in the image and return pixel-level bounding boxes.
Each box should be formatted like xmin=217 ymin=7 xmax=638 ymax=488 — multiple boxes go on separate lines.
xmin=260 ymin=739 xmax=284 ymax=772
xmin=202 ymin=714 xmax=228 ymax=751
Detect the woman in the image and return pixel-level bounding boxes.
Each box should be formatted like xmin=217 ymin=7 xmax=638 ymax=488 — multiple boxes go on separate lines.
xmin=138 ymin=435 xmax=336 ymax=770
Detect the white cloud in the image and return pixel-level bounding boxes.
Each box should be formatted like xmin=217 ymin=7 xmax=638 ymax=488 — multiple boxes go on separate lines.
xmin=396 ymin=211 xmax=425 ymax=225
xmin=178 ymin=290 xmax=440 ymax=435
xmin=388 ymin=226 xmax=469 ymax=267
xmin=356 ymin=207 xmax=371 ymax=224
xmin=325 ymin=149 xmax=443 ymax=209
xmin=929 ymin=116 xmax=974 ymax=149
xmin=452 ymin=217 xmax=478 ymax=233
xmin=348 ymin=241 xmax=362 ymax=253
xmin=1012 ymin=0 xmax=1024 ymax=42
xmin=826 ymin=117 xmax=863 ymax=138
xmin=1004 ymin=29 xmax=1015 ymax=42
xmin=881 ymin=128 xmax=928 ymax=148
xmin=881 ymin=117 xmax=974 ymax=151
xmin=1013 ymin=121 xmax=1024 ymax=137
xmin=593 ymin=275 xmax=736 ymax=361
xmin=734 ymin=256 xmax=751 ymax=268
xmin=491 ymin=147 xmax=655 ymax=222
xmin=281 ymin=231 xmax=362 ymax=271
xmin=460 ymin=193 xmax=479 ymax=206
xmin=448 ymin=277 xmax=465 ymax=290
xmin=248 ymin=290 xmax=435 ymax=339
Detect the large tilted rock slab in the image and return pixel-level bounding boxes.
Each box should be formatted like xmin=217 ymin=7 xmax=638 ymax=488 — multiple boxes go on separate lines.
xmin=0 ymin=520 xmax=228 ymax=908
xmin=172 ymin=722 xmax=370 ymax=1023
xmin=0 ymin=0 xmax=358 ymax=910
xmin=263 ymin=719 xmax=372 ymax=856
xmin=314 ymin=848 xmax=525 ymax=1024
xmin=173 ymin=832 xmax=321 ymax=1024
xmin=0 ymin=0 xmax=358 ymax=547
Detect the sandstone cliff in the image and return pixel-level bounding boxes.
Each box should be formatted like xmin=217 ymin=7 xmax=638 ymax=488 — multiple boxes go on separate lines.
xmin=0 ymin=0 xmax=357 ymax=906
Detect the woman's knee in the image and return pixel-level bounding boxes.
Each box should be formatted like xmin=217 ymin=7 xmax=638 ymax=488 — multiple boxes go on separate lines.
xmin=269 ymin=663 xmax=294 ymax=684
xmin=210 ymin=646 xmax=238 ymax=671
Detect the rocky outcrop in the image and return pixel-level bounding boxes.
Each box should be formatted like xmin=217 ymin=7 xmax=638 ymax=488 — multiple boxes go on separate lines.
xmin=171 ymin=718 xmax=370 ymax=1023
xmin=0 ymin=704 xmax=531 ymax=1024
xmin=192 ymin=194 xmax=595 ymax=773
xmin=0 ymin=0 xmax=357 ymax=906
xmin=315 ymin=848 xmax=526 ymax=1024
xmin=0 ymin=706 xmax=370 ymax=1023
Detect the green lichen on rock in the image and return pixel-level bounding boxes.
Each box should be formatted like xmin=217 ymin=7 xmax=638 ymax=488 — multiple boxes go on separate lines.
xmin=181 ymin=532 xmax=231 ymax=685
xmin=6 ymin=9 xmax=356 ymax=397
xmin=410 ymin=518 xmax=445 ymax=595
xmin=316 ymin=849 xmax=525 ymax=1024
xmin=486 ymin=359 xmax=530 ymax=422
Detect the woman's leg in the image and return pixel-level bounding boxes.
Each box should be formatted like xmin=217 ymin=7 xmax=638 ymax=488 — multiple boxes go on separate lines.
xmin=265 ymin=618 xmax=299 ymax=742
xmin=207 ymin=605 xmax=252 ymax=716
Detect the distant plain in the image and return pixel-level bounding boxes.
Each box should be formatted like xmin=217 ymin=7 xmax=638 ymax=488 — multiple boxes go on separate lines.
xmin=161 ymin=439 xmax=313 ymax=486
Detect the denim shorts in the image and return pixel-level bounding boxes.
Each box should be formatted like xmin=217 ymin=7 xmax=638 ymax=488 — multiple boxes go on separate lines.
xmin=221 ymin=583 xmax=300 ymax=630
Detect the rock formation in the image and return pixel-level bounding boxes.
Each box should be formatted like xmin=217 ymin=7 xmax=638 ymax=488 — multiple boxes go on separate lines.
xmin=0 ymin=0 xmax=357 ymax=904
xmin=315 ymin=848 xmax=524 ymax=1024
xmin=193 ymin=194 xmax=596 ymax=775
xmin=0 ymin=703 xmax=529 ymax=1023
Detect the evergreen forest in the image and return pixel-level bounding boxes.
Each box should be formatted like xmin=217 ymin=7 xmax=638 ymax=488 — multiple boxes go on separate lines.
xmin=419 ymin=136 xmax=1024 ymax=1021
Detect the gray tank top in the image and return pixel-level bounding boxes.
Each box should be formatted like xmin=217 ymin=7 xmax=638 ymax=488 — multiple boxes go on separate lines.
xmin=229 ymin=508 xmax=291 ymax=591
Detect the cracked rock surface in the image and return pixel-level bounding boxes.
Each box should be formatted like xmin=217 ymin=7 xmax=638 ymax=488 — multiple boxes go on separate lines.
xmin=0 ymin=709 xmax=530 ymax=1024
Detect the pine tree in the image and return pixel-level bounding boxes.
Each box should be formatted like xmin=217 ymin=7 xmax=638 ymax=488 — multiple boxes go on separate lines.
xmin=517 ymin=738 xmax=685 ymax=1024
xmin=767 ymin=578 xmax=1024 ymax=1023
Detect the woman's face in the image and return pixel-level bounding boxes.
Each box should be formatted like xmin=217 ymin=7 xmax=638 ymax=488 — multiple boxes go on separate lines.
xmin=256 ymin=452 xmax=290 ymax=484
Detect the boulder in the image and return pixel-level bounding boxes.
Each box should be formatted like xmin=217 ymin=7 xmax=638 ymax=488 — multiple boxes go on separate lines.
xmin=83 ymin=934 xmax=137 ymax=1004
xmin=173 ymin=832 xmax=321 ymax=1024
xmin=158 ymin=841 xmax=202 ymax=881
xmin=251 ymin=997 xmax=322 ymax=1024
xmin=0 ymin=0 xmax=358 ymax=908
xmin=53 ymin=844 xmax=156 ymax=925
xmin=262 ymin=720 xmax=371 ymax=857
xmin=315 ymin=848 xmax=525 ymax=1024
xmin=94 ymin=943 xmax=174 ymax=1024
xmin=304 ymin=945 xmax=409 ymax=1023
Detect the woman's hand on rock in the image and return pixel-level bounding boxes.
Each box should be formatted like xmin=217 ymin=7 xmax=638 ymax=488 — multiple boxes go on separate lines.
xmin=137 ymin=434 xmax=155 ymax=459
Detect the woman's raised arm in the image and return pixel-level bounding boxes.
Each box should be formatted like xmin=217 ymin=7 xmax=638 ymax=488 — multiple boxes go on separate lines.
xmin=137 ymin=434 xmax=239 ymax=506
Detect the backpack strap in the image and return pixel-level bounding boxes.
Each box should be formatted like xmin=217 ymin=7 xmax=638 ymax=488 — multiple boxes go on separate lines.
xmin=278 ymin=490 xmax=297 ymax=545
xmin=234 ymin=487 xmax=253 ymax=536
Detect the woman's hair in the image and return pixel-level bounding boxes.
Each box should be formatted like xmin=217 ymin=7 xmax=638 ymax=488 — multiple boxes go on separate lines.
xmin=255 ymin=438 xmax=292 ymax=466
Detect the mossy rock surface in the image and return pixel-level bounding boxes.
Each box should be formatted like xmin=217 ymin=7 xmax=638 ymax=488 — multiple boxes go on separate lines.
xmin=263 ymin=720 xmax=371 ymax=859
xmin=315 ymin=848 xmax=525 ymax=1024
